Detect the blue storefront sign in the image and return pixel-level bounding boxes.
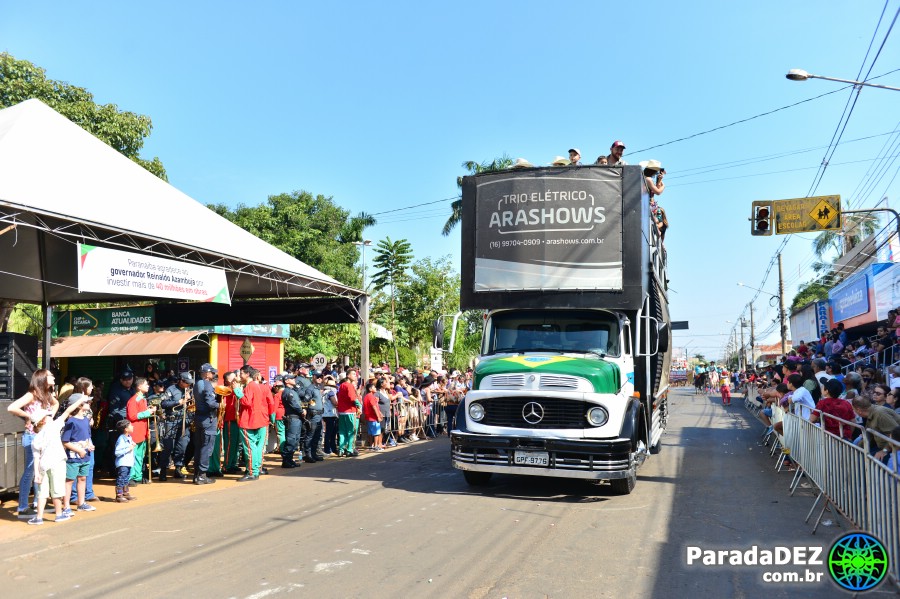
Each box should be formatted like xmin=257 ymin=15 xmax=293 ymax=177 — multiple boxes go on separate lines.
xmin=815 ymin=301 xmax=829 ymax=336
xmin=830 ymin=274 xmax=869 ymax=322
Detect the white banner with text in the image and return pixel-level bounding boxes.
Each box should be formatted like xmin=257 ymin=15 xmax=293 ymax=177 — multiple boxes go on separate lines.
xmin=77 ymin=243 xmax=231 ymax=305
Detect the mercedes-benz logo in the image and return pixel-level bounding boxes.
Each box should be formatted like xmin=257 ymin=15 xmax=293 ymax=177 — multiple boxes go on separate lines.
xmin=522 ymin=402 xmax=544 ymax=424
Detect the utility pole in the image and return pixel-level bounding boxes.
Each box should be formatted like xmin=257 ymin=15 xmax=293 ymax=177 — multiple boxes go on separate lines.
xmin=778 ymin=253 xmax=787 ymax=357
xmin=739 ymin=318 xmax=746 ymax=372
xmin=749 ymin=301 xmax=755 ymax=368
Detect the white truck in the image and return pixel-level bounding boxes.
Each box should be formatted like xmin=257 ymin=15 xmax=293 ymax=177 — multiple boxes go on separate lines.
xmin=450 ymin=164 xmax=671 ymax=494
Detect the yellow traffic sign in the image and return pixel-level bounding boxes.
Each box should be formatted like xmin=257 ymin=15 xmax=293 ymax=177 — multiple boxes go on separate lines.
xmin=773 ymin=195 xmax=841 ymax=235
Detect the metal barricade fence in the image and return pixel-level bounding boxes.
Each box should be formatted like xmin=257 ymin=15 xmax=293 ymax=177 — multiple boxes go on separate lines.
xmin=780 ymin=409 xmax=900 ymax=587
xmin=867 ymin=429 xmax=900 ymax=588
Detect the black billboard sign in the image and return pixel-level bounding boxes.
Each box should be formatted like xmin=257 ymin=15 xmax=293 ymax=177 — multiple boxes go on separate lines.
xmin=473 ymin=168 xmax=624 ymax=292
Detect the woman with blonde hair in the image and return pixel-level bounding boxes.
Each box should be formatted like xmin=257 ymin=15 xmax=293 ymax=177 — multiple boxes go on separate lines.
xmin=7 ymin=369 xmax=59 ymax=518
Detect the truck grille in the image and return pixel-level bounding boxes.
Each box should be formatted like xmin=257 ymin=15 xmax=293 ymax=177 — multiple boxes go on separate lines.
xmin=479 ymin=397 xmax=587 ymax=429
xmin=489 ymin=374 xmax=526 ymax=388
xmin=539 ymin=375 xmax=579 ymax=390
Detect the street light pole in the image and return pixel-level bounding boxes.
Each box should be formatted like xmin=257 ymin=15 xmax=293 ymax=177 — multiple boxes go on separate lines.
xmin=786 ymin=69 xmax=900 ymax=92
xmin=778 ymin=253 xmax=787 ymax=357
xmin=353 ymin=240 xmax=372 ymax=372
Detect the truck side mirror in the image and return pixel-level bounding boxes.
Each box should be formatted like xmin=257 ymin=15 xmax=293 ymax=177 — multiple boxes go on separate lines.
xmin=657 ymin=322 xmax=670 ymax=353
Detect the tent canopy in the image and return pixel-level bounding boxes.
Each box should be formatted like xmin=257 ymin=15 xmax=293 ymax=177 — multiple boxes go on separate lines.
xmin=0 ymin=99 xmax=364 ymax=310
xmin=50 ymin=330 xmax=209 ymax=358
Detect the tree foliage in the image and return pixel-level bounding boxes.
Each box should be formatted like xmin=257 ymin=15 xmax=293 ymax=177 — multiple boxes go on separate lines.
xmin=0 ymin=52 xmax=167 ymax=180
xmin=370 ymin=237 xmax=413 ymax=367
xmin=790 ymin=280 xmax=831 ymax=313
xmin=812 ymin=213 xmax=881 ymax=259
xmin=208 ymin=191 xmax=374 ymax=288
xmin=442 ymin=155 xmax=514 ymax=236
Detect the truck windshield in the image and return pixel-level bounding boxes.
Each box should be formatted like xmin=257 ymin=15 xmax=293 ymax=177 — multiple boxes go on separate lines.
xmin=485 ymin=310 xmax=620 ymax=357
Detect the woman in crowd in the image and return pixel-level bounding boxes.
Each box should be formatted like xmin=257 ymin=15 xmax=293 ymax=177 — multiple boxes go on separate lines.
xmin=887 ymin=389 xmax=900 ymax=415
xmin=7 ymin=369 xmax=59 ymax=519
xmin=870 ymin=383 xmax=891 ymax=407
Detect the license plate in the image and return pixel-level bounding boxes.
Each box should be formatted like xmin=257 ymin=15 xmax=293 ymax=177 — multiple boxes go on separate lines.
xmin=514 ymin=451 xmax=549 ymax=466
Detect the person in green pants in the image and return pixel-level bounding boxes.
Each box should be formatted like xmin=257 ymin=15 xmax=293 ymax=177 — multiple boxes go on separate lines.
xmin=238 ymin=366 xmax=269 ymax=480
xmin=336 ymin=369 xmax=361 ymax=457
xmin=126 ymin=378 xmax=156 ymax=484
xmin=272 ymin=376 xmax=286 ymax=453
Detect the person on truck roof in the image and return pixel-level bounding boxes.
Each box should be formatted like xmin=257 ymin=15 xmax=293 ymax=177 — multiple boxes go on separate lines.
xmin=606 ymin=140 xmax=627 ymax=166
xmin=568 ymin=148 xmax=581 ymax=165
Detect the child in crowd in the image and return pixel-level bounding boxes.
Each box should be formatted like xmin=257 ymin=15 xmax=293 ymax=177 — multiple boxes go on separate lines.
xmin=61 ymin=395 xmax=96 ymax=516
xmin=114 ymin=419 xmax=138 ymax=503
xmin=28 ymin=396 xmax=91 ymax=525
xmin=362 ymin=381 xmax=383 ymax=452
xmin=720 ymin=376 xmax=731 ymax=406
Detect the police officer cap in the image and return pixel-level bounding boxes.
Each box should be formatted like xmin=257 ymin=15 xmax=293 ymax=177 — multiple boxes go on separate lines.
xmin=200 ymin=363 xmax=218 ymax=374
xmin=273 ymin=375 xmax=284 ymax=384
xmin=120 ymin=369 xmax=134 ymax=379
xmin=312 ymin=371 xmax=323 ymax=378
xmin=283 ymin=373 xmax=296 ymax=380
xmin=179 ymin=372 xmax=195 ymax=384
xmin=152 ymin=379 xmax=166 ymax=387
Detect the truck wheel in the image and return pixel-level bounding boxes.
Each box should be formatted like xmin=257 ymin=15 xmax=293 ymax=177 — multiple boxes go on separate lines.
xmin=609 ymin=472 xmax=636 ymax=495
xmin=463 ymin=471 xmax=492 ymax=486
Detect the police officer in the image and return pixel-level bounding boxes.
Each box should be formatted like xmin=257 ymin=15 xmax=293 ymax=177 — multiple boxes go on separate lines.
xmin=159 ymin=372 xmax=194 ymax=481
xmin=280 ymin=373 xmax=303 ymax=468
xmin=104 ymin=369 xmax=135 ymax=475
xmin=192 ymin=363 xmax=220 ymax=485
xmin=295 ymin=364 xmax=314 ymax=460
xmin=304 ymin=371 xmax=325 ymax=462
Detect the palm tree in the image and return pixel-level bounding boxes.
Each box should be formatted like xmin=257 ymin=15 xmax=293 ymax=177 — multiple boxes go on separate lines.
xmin=338 ymin=211 xmax=377 ymax=244
xmin=371 ymin=237 xmax=414 ymax=367
xmin=442 ymin=156 xmax=514 ymax=236
xmin=812 ymin=213 xmax=880 ymax=259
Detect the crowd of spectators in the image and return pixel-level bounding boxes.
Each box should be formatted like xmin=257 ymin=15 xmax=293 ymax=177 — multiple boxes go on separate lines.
xmin=7 ymin=360 xmax=473 ymax=524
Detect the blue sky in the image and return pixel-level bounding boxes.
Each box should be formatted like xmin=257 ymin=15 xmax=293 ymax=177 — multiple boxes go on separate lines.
xmin=3 ymin=1 xmax=899 ymax=360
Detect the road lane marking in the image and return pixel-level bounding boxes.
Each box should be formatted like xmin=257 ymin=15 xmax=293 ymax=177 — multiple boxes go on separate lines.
xmin=4 ymin=527 xmax=129 ymax=562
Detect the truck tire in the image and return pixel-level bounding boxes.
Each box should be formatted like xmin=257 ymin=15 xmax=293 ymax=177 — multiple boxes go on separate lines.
xmin=463 ymin=471 xmax=492 ymax=486
xmin=609 ymin=471 xmax=636 ymax=495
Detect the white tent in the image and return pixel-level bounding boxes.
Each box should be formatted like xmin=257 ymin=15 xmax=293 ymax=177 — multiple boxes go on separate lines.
xmin=0 ymin=99 xmax=363 ymax=305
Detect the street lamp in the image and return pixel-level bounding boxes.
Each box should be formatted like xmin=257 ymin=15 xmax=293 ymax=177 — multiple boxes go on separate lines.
xmin=785 ymin=69 xmax=900 ymax=92
xmin=352 ymin=240 xmax=372 ymax=291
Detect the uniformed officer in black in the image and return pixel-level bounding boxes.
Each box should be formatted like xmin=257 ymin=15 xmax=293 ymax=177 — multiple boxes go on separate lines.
xmin=192 ymin=363 xmax=220 ymax=484
xmin=295 ymin=364 xmax=313 ymax=460
xmin=280 ymin=373 xmax=303 ymax=468
xmin=304 ymin=371 xmax=325 ymax=462
xmin=159 ymin=372 xmax=194 ymax=480
xmin=104 ymin=369 xmax=135 ymax=475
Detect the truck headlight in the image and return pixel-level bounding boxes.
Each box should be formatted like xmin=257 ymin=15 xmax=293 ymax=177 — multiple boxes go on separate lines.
xmin=586 ymin=406 xmax=608 ymax=427
xmin=468 ymin=402 xmax=485 ymax=422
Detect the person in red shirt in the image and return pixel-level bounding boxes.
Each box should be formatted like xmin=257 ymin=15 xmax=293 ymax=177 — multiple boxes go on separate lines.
xmin=337 ymin=369 xmax=362 ymax=457
xmin=238 ymin=366 xmax=269 ymax=481
xmin=126 ymin=377 xmax=156 ymax=485
xmin=362 ymin=381 xmax=383 ymax=451
xmin=811 ymin=379 xmax=856 ymax=440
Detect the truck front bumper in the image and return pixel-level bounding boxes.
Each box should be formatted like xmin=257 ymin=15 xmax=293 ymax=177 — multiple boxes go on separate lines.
xmin=450 ymin=431 xmax=637 ymax=480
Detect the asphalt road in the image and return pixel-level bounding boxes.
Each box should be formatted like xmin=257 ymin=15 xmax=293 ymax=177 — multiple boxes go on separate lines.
xmin=0 ymin=388 xmax=878 ymax=598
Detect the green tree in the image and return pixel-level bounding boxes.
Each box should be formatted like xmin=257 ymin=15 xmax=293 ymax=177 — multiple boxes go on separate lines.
xmin=370 ymin=238 xmax=413 ymax=367
xmin=790 ymin=280 xmax=831 ymax=313
xmin=442 ymin=156 xmax=514 ymax=236
xmin=395 ymin=256 xmax=460 ymax=349
xmin=209 ymin=191 xmax=375 ymax=288
xmin=0 ymin=53 xmax=167 ymax=180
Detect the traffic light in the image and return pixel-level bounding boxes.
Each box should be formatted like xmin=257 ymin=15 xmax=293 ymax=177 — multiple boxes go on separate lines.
xmin=751 ymin=203 xmax=772 ymax=236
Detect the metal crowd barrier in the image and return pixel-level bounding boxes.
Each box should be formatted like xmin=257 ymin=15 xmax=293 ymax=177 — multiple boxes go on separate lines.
xmin=779 ymin=409 xmax=900 ymax=588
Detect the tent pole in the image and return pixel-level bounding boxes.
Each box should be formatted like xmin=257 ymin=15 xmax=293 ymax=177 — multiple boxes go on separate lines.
xmin=359 ymin=295 xmax=370 ymax=373
xmin=43 ymin=303 xmax=52 ymax=368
